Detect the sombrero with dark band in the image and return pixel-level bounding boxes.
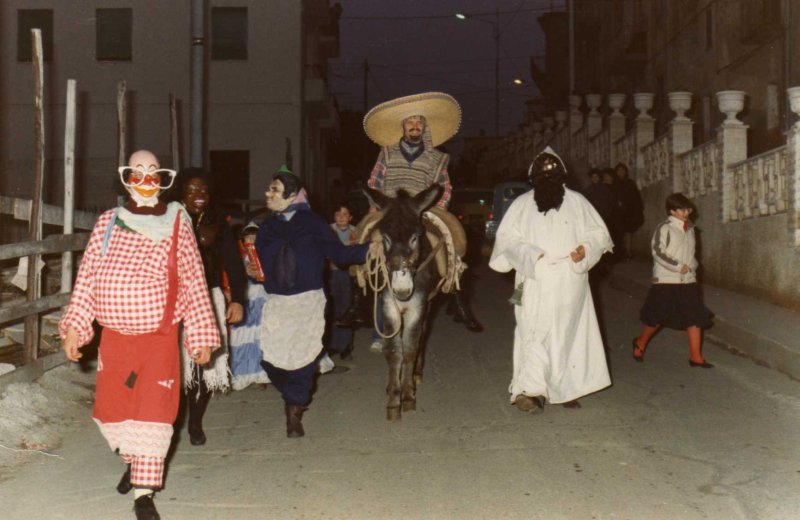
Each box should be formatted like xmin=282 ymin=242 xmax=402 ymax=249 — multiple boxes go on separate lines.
xmin=363 ymin=92 xmax=461 ymax=147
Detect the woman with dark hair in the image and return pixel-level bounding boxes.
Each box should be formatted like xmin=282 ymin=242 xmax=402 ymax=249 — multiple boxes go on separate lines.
xmin=177 ymin=168 xmax=248 ymax=445
xmin=249 ymin=166 xmax=373 ymax=437
xmin=632 ymin=193 xmax=714 ymax=368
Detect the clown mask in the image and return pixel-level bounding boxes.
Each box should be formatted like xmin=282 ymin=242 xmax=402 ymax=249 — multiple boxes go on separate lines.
xmin=118 ymin=150 xmax=176 ymax=207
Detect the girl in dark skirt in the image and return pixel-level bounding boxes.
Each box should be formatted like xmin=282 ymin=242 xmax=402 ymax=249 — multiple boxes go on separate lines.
xmin=633 ymin=193 xmax=714 ymax=368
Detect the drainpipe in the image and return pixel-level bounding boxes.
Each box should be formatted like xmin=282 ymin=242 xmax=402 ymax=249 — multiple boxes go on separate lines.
xmin=785 ymin=0 xmax=792 ymax=132
xmin=300 ymin=2 xmax=308 ymax=182
xmin=190 ymin=0 xmax=204 ymax=167
xmin=568 ymin=0 xmax=575 ymax=95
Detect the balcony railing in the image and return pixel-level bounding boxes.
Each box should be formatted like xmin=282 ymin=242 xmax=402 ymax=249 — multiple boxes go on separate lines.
xmin=730 ymin=145 xmax=788 ymax=221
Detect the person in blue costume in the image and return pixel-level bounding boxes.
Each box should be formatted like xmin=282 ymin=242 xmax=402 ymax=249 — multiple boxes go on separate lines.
xmin=248 ymin=166 xmax=374 ymax=438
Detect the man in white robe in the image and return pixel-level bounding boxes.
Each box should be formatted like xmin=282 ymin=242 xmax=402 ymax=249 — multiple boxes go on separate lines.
xmin=489 ymin=147 xmax=613 ymax=413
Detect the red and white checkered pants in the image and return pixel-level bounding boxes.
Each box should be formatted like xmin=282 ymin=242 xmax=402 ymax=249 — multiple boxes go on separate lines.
xmin=121 ymin=453 xmax=165 ymax=489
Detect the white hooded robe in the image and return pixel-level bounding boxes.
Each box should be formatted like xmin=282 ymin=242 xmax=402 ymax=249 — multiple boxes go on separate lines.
xmin=489 ymin=188 xmax=613 ymax=404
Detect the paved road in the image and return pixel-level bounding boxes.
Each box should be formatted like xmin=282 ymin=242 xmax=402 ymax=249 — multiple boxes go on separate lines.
xmin=1 ymin=262 xmax=799 ymax=519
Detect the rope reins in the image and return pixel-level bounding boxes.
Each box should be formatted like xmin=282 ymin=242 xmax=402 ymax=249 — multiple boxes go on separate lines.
xmin=363 ymin=238 xmax=443 ymax=340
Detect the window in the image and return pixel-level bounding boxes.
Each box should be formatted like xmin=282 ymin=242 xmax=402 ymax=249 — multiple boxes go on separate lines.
xmin=96 ymin=8 xmax=132 ymax=61
xmin=17 ymin=9 xmax=53 ymax=62
xmin=211 ymin=7 xmax=247 ymax=60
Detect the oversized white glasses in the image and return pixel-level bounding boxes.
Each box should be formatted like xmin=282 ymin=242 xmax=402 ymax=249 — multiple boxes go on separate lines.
xmin=118 ymin=167 xmax=177 ymax=189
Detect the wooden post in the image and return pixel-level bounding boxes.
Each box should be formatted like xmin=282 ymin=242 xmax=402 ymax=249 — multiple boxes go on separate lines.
xmin=61 ymin=79 xmax=76 ymax=294
xmin=117 ymin=81 xmax=127 ymax=166
xmin=24 ymin=29 xmax=45 ymax=363
xmin=170 ymin=93 xmax=180 ymax=171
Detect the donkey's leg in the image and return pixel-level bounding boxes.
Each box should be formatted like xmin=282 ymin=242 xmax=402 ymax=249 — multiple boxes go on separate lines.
xmin=401 ymin=343 xmax=419 ymax=412
xmin=383 ymin=303 xmax=404 ymax=421
xmin=385 ymin=337 xmax=403 ymax=421
xmin=401 ymin=301 xmax=425 ymax=412
xmin=413 ymin=312 xmax=429 ymax=388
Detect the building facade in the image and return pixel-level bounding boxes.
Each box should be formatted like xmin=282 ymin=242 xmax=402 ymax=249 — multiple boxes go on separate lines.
xmin=1 ymin=0 xmax=340 ymax=211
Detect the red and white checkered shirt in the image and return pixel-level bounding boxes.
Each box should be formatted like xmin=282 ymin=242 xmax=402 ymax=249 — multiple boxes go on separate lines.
xmin=60 ymin=208 xmax=220 ymax=357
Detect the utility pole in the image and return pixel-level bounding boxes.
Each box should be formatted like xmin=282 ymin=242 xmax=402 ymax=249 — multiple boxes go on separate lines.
xmin=568 ymin=0 xmax=575 ymax=95
xmin=494 ymin=7 xmax=500 ymax=137
xmin=363 ymin=59 xmax=370 ymax=114
xmin=190 ymin=0 xmax=205 ymax=168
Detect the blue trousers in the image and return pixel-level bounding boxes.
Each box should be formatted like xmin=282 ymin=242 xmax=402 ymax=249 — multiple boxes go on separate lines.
xmin=329 ymin=269 xmax=353 ymax=351
xmin=260 ymin=359 xmax=317 ymax=406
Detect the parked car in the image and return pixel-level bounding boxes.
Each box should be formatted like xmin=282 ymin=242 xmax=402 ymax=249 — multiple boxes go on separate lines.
xmin=449 ymin=187 xmax=494 ymax=237
xmin=484 ymin=181 xmax=531 ymax=239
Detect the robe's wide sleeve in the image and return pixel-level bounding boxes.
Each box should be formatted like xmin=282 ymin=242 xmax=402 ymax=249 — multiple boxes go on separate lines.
xmin=489 ymin=196 xmax=545 ymax=279
xmin=58 ymin=211 xmax=113 ymax=346
xmin=570 ymin=192 xmax=614 ymax=274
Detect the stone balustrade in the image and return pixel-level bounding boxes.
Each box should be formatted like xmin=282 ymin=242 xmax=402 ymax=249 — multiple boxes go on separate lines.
xmin=729 ymin=145 xmax=788 ymax=221
xmin=640 ymin=133 xmax=670 ymax=188
xmin=614 ymin=127 xmax=638 ymax=179
xmin=474 ymin=86 xmax=800 ymax=306
xmin=588 ymin=128 xmax=611 ymax=169
xmin=677 ymin=139 xmax=719 ymax=198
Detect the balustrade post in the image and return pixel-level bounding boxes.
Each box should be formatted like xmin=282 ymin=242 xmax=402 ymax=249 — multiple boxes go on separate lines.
xmin=632 ymin=93 xmax=655 ymax=183
xmin=715 ymin=90 xmax=748 ymax=223
xmin=608 ymin=94 xmax=626 ymax=165
xmin=569 ymin=94 xmax=583 ymax=134
xmin=668 ymin=92 xmax=694 ymax=192
xmin=586 ymin=94 xmax=603 ymax=137
xmin=554 ymin=110 xmax=568 ymax=131
xmin=542 ymin=116 xmax=555 ymax=139
xmin=785 ymin=87 xmax=800 ymax=244
xmin=531 ymin=121 xmax=543 ymax=148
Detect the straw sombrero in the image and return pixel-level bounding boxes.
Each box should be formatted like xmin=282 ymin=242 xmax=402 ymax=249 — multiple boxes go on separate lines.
xmin=363 ymin=92 xmax=461 ymax=147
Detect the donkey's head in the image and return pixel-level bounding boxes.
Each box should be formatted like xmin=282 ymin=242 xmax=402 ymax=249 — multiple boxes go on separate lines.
xmin=363 ymin=184 xmax=443 ymax=301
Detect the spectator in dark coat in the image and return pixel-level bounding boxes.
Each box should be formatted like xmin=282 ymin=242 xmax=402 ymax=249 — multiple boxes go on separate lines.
xmin=584 ymin=168 xmax=617 ymax=230
xmin=613 ymin=162 xmax=645 ymax=259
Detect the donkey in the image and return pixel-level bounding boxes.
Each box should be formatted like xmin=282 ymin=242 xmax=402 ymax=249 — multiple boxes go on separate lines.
xmin=363 ymin=183 xmax=443 ymax=421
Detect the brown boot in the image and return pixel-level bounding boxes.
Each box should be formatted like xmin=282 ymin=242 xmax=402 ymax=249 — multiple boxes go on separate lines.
xmin=285 ymin=404 xmax=306 ymax=438
xmin=513 ymin=395 xmax=544 ymax=414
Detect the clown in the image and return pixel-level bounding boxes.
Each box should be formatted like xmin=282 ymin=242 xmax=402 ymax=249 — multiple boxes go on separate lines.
xmin=60 ymin=150 xmax=219 ymax=520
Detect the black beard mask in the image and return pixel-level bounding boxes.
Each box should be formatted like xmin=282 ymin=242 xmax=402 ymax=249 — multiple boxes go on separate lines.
xmin=532 ymin=176 xmax=565 ymax=214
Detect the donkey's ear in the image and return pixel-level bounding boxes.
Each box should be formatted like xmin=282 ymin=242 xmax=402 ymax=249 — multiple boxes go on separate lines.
xmin=362 ymin=186 xmax=391 ymax=210
xmin=411 ymin=183 xmax=443 ymax=214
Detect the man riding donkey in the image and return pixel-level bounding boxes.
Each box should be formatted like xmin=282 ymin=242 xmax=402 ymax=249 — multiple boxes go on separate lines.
xmin=336 ymin=91 xmax=482 ymax=335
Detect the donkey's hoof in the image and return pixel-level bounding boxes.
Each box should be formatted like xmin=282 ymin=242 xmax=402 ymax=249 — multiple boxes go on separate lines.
xmin=402 ymin=400 xmax=416 ymax=412
xmin=387 ymin=407 xmax=402 ymax=421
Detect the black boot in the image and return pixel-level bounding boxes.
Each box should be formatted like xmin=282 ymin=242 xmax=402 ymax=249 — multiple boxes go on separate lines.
xmin=452 ymin=291 xmax=483 ymax=333
xmin=187 ymin=378 xmax=212 ymax=446
xmin=116 ymin=464 xmax=133 ymax=494
xmin=285 ymin=404 xmax=306 ymax=438
xmin=133 ymin=493 xmax=161 ymax=520
xmin=334 ymin=286 xmax=366 ymax=328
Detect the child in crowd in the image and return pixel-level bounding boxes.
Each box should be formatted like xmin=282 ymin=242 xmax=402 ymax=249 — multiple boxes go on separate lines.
xmin=327 ymin=203 xmax=358 ymax=359
xmin=632 ymin=193 xmax=714 ymax=368
xmin=229 ymin=223 xmax=271 ymax=390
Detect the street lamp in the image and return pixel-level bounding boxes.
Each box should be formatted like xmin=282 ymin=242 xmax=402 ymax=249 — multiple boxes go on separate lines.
xmin=455 ymin=9 xmax=500 ymax=137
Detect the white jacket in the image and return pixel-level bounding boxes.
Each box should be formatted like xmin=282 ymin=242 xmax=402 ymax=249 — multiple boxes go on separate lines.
xmin=650 ymin=216 xmax=698 ymax=284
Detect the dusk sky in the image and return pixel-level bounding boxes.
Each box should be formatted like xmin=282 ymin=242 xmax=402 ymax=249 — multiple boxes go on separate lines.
xmin=329 ymin=0 xmax=566 ymax=161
